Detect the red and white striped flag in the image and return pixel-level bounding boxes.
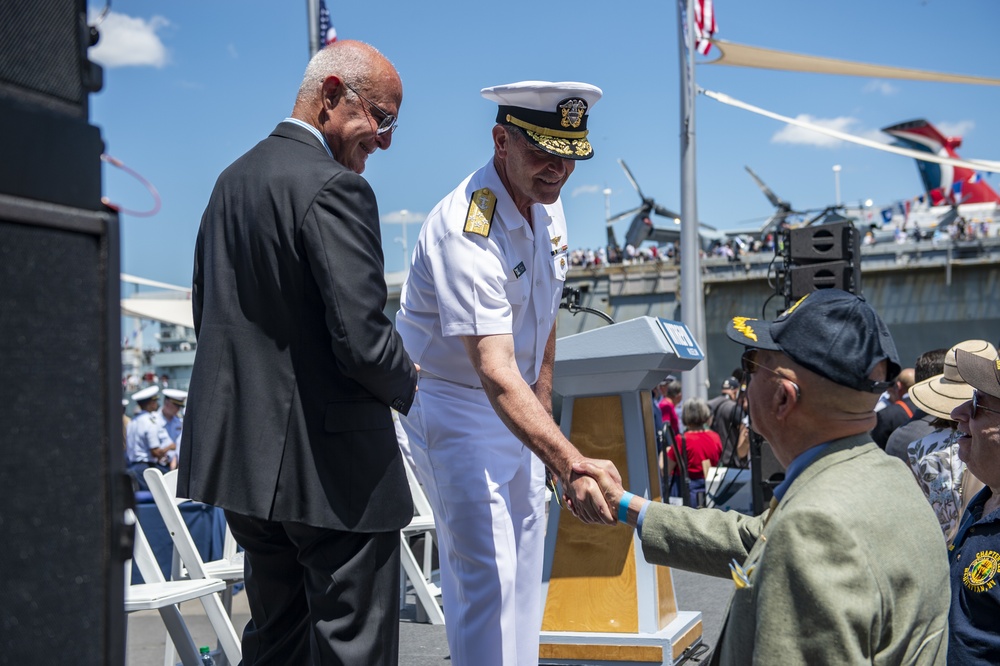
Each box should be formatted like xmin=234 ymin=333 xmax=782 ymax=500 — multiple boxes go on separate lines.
xmin=319 ymin=0 xmax=338 ymax=48
xmin=694 ymin=0 xmax=718 ymax=55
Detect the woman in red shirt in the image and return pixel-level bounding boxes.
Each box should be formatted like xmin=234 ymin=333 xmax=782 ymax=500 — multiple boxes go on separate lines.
xmin=665 ymin=397 xmax=722 ymax=507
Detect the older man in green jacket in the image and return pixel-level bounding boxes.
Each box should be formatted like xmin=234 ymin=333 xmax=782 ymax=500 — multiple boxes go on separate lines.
xmin=578 ymin=289 xmax=949 ymax=665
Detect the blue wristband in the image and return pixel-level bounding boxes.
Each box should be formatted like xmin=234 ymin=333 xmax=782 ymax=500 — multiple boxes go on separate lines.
xmin=618 ymin=491 xmax=635 ymax=524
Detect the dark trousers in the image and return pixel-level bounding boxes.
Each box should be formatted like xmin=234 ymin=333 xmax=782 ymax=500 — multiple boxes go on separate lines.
xmin=225 ymin=511 xmax=401 ymax=666
xmin=127 ymin=460 xmax=169 ymax=492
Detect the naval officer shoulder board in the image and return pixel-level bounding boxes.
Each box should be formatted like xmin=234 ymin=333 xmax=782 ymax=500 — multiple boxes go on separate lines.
xmin=464 ymin=187 xmax=497 ymax=237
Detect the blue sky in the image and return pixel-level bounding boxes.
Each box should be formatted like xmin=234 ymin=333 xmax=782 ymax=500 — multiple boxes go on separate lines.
xmin=89 ymin=0 xmax=1000 ymax=286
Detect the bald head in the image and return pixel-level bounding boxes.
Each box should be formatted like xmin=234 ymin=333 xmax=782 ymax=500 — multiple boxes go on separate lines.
xmin=897 ymin=368 xmax=915 ymax=391
xmin=294 ymin=40 xmax=398 ymax=110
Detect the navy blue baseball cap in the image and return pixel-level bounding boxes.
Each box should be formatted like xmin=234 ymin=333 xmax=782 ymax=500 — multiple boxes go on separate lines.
xmin=725 ymin=289 xmax=901 ymax=393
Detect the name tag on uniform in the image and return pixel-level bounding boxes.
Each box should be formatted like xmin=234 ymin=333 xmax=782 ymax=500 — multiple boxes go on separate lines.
xmin=464 ymin=187 xmax=496 ymax=237
xmin=513 ymin=261 xmax=526 ymax=278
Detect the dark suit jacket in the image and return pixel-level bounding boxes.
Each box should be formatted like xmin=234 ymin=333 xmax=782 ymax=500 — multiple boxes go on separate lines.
xmin=640 ymin=434 xmax=949 ymax=665
xmin=178 ymin=121 xmax=417 ymax=532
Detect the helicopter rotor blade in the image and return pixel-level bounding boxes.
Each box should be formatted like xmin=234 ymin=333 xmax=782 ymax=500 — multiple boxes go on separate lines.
xmin=744 ymin=166 xmax=788 ymax=210
xmin=652 ymin=203 xmax=681 ymax=221
xmin=617 ymin=158 xmax=645 ymax=200
xmin=607 ymin=204 xmax=645 ymax=224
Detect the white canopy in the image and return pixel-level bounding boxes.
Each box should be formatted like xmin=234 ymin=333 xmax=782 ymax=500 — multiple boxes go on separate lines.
xmin=121 ymin=297 xmax=195 ymax=329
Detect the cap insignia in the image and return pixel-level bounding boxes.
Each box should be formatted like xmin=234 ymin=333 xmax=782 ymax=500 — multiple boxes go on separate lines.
xmin=464 ymin=187 xmax=497 ymax=238
xmin=558 ymin=98 xmax=588 ymax=129
xmin=995 ymin=359 xmax=1000 ymax=371
xmin=732 ymin=316 xmax=758 ymax=342
xmin=782 ymin=293 xmax=810 ymax=318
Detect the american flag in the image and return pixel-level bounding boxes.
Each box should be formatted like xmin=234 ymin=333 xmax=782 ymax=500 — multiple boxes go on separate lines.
xmin=319 ymin=0 xmax=338 ymax=48
xmin=693 ymin=0 xmax=718 ymax=56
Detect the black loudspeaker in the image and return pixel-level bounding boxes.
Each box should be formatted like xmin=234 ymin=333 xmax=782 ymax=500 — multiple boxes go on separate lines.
xmin=0 ymin=0 xmax=102 ymax=118
xmin=0 ymin=197 xmax=126 ymax=666
xmin=782 ymin=220 xmax=861 ymax=304
xmin=788 ymin=260 xmax=859 ymax=296
xmin=787 ymin=223 xmax=853 ymax=263
xmin=0 ymin=1 xmax=126 ymax=663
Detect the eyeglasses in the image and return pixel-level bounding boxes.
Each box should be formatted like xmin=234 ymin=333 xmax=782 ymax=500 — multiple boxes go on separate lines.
xmin=741 ymin=349 xmax=801 ymax=399
xmin=972 ymin=390 xmax=1000 ymax=418
xmin=342 ymin=81 xmax=397 ymax=135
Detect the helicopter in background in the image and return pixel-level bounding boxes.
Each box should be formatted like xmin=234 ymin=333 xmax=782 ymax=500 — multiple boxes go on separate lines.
xmin=741 ymin=166 xmax=883 ymax=241
xmin=605 ymin=159 xmax=734 ymax=257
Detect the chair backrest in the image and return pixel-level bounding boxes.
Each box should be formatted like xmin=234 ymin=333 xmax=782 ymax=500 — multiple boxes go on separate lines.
xmin=124 ymin=508 xmax=166 ymax=585
xmin=142 ymin=468 xmax=211 ymax=580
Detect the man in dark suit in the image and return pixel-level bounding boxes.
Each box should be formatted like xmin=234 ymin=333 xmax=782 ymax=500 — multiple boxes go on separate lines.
xmin=578 ymin=289 xmax=950 ymax=665
xmin=177 ymin=40 xmax=418 ymax=665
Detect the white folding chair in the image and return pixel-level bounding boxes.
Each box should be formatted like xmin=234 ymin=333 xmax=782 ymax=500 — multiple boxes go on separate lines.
xmin=125 ymin=509 xmax=239 ymax=666
xmin=398 ymin=454 xmax=444 ymax=624
xmin=143 ymin=468 xmax=244 ymax=665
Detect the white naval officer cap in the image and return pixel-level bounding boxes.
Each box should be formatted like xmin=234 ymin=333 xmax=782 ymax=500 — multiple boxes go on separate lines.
xmin=131 ymin=385 xmax=160 ymax=403
xmin=162 ymin=388 xmax=188 ymax=406
xmin=482 ymin=81 xmax=602 ymax=160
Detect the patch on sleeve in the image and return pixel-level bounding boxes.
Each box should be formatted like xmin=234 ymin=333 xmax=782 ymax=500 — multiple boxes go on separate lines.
xmin=464 ymin=187 xmax=496 ymax=237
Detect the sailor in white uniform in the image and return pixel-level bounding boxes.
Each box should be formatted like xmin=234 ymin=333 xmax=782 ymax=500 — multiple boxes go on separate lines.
xmin=396 ymin=81 xmax=620 ymax=666
xmin=125 ymin=385 xmax=171 ymax=490
xmin=156 ymin=388 xmax=187 ymax=469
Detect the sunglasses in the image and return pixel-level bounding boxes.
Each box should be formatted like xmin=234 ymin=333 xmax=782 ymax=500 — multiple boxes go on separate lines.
xmin=343 ymin=81 xmax=397 ymax=135
xmin=741 ymin=349 xmax=801 ymax=399
xmin=972 ymin=390 xmax=1000 ymax=418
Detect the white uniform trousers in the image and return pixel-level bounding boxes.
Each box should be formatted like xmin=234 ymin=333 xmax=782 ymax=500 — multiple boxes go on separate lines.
xmin=401 ymin=377 xmax=547 ymax=666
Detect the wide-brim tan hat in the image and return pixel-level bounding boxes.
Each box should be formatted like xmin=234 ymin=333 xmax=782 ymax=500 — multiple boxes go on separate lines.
xmin=910 ymin=339 xmax=997 ymax=419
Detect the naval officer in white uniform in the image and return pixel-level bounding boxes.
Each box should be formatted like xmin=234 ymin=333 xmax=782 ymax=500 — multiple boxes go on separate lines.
xmin=156 ymin=388 xmax=187 ymax=469
xmin=396 ymin=81 xmax=621 ymax=666
xmin=125 ymin=385 xmax=171 ymax=490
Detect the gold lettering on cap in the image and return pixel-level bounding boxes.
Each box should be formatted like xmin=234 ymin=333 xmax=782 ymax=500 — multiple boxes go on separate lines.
xmin=782 ymin=293 xmax=810 ymax=317
xmin=732 ymin=316 xmax=758 ymax=342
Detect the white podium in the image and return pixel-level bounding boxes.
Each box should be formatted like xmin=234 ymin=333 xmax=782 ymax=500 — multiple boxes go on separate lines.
xmin=540 ymin=317 xmax=705 ymax=666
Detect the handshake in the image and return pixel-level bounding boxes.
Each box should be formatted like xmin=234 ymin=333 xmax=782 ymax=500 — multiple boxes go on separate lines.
xmin=556 ymin=457 xmax=639 ymax=526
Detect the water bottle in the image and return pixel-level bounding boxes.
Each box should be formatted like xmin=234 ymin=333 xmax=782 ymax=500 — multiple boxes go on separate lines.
xmin=199 ymin=646 xmax=216 ymax=666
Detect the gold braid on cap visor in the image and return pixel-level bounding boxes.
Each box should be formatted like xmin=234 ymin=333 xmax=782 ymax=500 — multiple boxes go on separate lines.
xmin=505 ymin=114 xmax=592 ymax=157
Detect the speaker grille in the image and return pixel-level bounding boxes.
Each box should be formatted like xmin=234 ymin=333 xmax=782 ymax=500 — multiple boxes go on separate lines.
xmin=0 ymin=0 xmax=86 ymax=113
xmin=0 ymin=213 xmax=119 ymax=664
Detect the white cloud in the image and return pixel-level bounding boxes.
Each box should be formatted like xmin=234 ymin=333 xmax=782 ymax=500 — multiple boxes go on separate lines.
xmin=771 ymin=115 xmax=860 ymax=148
xmin=571 ymin=184 xmax=601 ymax=197
xmin=936 ymin=120 xmax=975 ymax=140
xmin=88 ymin=11 xmax=169 ymax=69
xmin=863 ymin=79 xmax=899 ymax=96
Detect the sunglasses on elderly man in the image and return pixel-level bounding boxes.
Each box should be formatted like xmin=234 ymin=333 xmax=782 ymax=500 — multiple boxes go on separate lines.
xmin=972 ymin=390 xmax=1000 ymax=418
xmin=343 ymin=81 xmax=397 ymax=135
xmin=741 ymin=348 xmax=801 ymax=399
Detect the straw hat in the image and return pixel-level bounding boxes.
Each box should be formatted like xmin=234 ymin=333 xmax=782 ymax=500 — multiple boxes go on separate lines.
xmin=909 ymin=339 xmax=997 ymax=419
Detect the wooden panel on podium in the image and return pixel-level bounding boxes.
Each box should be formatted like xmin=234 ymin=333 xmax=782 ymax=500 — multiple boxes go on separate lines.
xmin=543 ymin=395 xmax=638 ymax=633
xmin=542 ymin=317 xmax=705 ymax=663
